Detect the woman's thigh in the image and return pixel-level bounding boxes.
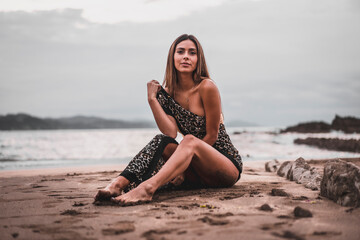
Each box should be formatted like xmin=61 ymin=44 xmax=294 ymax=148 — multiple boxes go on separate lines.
xmin=183 ymin=135 xmax=239 ymax=187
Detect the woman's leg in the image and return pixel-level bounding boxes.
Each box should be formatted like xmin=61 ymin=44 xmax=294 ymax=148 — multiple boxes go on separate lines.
xmin=94 ymin=176 xmax=130 ymax=201
xmin=112 ymin=134 xmax=239 ymax=204
xmin=94 ymin=136 xmax=178 ymax=201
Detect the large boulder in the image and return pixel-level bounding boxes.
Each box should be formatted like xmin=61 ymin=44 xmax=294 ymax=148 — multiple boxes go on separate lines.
xmin=320 ymin=159 xmax=360 ymax=207
xmin=265 ymin=159 xmax=280 ymax=172
xmin=288 ymin=157 xmax=310 ymax=182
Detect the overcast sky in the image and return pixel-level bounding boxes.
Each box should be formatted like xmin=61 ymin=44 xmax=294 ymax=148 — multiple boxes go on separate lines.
xmin=1 ymin=0 xmax=359 ymax=126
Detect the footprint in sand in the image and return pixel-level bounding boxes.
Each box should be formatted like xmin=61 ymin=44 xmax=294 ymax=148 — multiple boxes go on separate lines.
xmin=141 ymin=229 xmax=176 ymax=240
xmin=272 ymin=231 xmax=304 ymax=240
xmin=260 ymin=221 xmax=287 ymax=231
xmin=197 ymin=216 xmax=230 ymax=226
xmin=102 ymin=221 xmax=135 ymax=236
xmin=313 ymin=231 xmax=342 ymax=236
xmin=60 ymin=209 xmax=82 ymax=216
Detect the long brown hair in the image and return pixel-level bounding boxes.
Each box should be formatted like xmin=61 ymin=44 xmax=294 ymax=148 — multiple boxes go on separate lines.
xmin=163 ymin=34 xmax=210 ymax=97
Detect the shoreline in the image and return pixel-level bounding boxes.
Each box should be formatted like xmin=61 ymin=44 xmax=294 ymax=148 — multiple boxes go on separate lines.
xmin=0 ymin=163 xmax=128 ymax=178
xmin=1 ymin=157 xmax=359 ymax=178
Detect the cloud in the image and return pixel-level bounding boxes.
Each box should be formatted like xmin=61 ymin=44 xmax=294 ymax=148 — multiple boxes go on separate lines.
xmin=0 ymin=0 xmax=230 ymax=23
xmin=0 ymin=0 xmax=359 ymax=125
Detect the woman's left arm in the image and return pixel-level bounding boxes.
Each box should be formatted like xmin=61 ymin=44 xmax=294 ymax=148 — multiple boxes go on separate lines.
xmin=199 ymin=80 xmax=221 ymax=146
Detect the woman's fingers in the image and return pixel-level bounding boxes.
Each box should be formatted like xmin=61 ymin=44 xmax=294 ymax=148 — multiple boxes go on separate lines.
xmin=150 ymin=79 xmax=160 ymax=84
xmin=170 ymin=174 xmax=185 ymax=186
xmin=147 ymin=80 xmax=161 ymax=100
xmin=148 ymin=80 xmax=160 ymax=90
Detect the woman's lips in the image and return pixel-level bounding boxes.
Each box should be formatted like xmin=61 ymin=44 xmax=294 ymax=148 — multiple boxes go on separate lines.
xmin=181 ymin=63 xmax=191 ymax=66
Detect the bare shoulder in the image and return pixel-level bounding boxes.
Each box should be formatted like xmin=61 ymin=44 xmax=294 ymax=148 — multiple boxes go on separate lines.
xmin=199 ymin=79 xmax=219 ymax=96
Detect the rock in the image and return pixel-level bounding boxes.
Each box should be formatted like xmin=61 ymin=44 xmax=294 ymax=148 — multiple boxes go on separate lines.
xmin=320 ymin=159 xmax=360 ymax=207
xmin=281 ymin=121 xmax=331 ymax=133
xmin=280 ymin=115 xmax=360 ymax=134
xmin=294 ymin=138 xmax=360 ymax=153
xmin=277 ymin=161 xmax=293 ymax=177
xmin=276 ymin=158 xmax=322 ymax=191
xmin=331 ymin=115 xmax=360 ymax=133
xmin=297 ymin=168 xmax=322 ymax=190
xmin=288 ymin=157 xmax=310 ymax=182
xmin=259 ymin=204 xmax=273 ymax=211
xmin=271 ymin=188 xmax=289 ymax=197
xmin=294 ymin=206 xmax=313 ymax=218
xmin=265 ymin=159 xmax=280 ymax=172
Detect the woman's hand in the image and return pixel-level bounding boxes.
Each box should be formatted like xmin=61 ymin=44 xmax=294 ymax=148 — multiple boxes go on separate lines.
xmin=170 ymin=173 xmax=185 ymax=186
xmin=147 ymin=80 xmax=161 ymax=102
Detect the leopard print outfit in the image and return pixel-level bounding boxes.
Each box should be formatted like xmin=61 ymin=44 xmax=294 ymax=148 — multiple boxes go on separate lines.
xmin=120 ymin=87 xmax=242 ymax=192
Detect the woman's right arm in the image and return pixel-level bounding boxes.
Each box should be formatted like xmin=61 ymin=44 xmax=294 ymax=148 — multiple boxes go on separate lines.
xmin=147 ymin=80 xmax=178 ymax=138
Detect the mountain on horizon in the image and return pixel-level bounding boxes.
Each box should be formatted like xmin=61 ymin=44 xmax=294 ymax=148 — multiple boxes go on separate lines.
xmin=0 ymin=113 xmax=156 ymax=130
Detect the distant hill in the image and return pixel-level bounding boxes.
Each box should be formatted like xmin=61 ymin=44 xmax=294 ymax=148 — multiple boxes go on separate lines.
xmin=0 ymin=113 xmax=156 ymax=130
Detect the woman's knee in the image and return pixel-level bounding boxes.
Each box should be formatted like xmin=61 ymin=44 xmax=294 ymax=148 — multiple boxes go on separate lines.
xmin=182 ymin=134 xmax=198 ymax=145
xmin=172 ymin=135 xmax=198 ymax=158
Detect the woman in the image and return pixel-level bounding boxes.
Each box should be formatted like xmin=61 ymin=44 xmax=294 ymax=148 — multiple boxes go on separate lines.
xmin=95 ymin=34 xmax=242 ymax=205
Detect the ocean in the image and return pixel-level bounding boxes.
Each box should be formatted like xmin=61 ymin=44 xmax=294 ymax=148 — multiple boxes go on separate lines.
xmin=1 ymin=127 xmax=359 ymax=171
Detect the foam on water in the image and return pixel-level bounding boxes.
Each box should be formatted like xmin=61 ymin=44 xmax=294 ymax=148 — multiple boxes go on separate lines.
xmin=0 ymin=127 xmax=359 ymax=170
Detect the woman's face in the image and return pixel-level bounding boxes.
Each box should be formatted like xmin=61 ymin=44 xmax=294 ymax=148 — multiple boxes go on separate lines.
xmin=174 ymin=39 xmax=198 ymax=74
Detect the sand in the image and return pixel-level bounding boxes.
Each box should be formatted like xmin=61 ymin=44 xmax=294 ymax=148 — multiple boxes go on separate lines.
xmin=1 ymin=160 xmax=359 ymax=240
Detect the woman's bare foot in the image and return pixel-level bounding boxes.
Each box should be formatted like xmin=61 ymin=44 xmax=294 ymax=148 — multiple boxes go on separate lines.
xmin=111 ymin=183 xmax=156 ymax=205
xmin=94 ymin=176 xmax=129 ymax=201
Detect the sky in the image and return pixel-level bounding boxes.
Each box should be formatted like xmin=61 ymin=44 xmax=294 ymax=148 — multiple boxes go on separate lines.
xmin=0 ymin=0 xmax=359 ymax=126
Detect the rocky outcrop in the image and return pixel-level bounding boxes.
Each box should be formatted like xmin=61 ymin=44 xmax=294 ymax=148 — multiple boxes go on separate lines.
xmin=280 ymin=121 xmax=331 ymax=133
xmin=265 ymin=159 xmax=280 ymax=172
xmin=332 ymin=115 xmax=360 ymax=133
xmin=320 ymin=159 xmax=360 ymax=207
xmin=275 ymin=158 xmax=321 ymax=190
xmin=281 ymin=115 xmax=360 ymax=134
xmin=294 ymin=138 xmax=360 ymax=153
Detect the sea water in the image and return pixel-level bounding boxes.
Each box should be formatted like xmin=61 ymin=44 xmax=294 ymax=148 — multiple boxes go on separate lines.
xmin=0 ymin=127 xmax=359 ymax=171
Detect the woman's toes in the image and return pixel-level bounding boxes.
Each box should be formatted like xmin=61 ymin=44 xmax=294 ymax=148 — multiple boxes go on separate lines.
xmin=95 ymin=190 xmax=110 ymax=201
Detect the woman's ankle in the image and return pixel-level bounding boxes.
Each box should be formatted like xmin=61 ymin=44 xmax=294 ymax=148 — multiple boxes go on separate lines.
xmin=106 ymin=176 xmax=129 ymax=191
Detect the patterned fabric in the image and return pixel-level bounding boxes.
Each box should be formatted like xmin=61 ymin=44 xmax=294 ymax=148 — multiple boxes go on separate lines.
xmin=120 ymin=86 xmax=242 ymax=191
xmin=120 ymin=134 xmax=178 ymax=192
xmin=157 ymin=87 xmax=243 ymax=176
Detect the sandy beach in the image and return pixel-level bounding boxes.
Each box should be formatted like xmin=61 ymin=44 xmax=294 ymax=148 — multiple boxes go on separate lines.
xmin=1 ymin=159 xmax=359 ymax=240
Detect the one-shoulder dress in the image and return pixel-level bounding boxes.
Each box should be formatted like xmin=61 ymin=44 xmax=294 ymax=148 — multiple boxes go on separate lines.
xmin=120 ymin=87 xmax=242 ymax=191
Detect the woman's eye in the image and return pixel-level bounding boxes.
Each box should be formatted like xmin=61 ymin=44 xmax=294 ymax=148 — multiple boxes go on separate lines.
xmin=190 ymin=51 xmax=197 ymax=55
xmin=176 ymin=50 xmax=183 ymax=54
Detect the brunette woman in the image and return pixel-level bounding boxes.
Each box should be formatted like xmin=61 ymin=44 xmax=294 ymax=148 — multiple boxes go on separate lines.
xmin=95 ymin=34 xmax=242 ymax=205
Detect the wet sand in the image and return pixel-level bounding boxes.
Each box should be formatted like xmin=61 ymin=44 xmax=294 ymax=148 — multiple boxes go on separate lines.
xmin=1 ymin=160 xmax=359 ymax=240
